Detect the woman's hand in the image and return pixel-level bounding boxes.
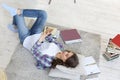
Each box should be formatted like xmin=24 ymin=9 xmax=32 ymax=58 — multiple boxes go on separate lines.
xmin=39 ymin=27 xmax=53 ymax=42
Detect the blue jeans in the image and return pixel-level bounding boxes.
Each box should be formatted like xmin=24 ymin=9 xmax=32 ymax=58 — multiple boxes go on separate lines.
xmin=13 ymin=9 xmax=47 ymax=44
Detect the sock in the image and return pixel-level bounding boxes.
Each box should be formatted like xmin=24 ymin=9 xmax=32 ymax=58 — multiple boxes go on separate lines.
xmin=7 ymin=24 xmax=18 ymax=33
xmin=1 ymin=3 xmax=17 ymax=16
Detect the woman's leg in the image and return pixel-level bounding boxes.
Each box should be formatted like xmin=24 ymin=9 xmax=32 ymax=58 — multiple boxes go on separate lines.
xmin=22 ymin=9 xmax=47 ymax=35
xmin=13 ymin=15 xmax=30 ymax=44
xmin=2 ymin=4 xmax=30 ymax=44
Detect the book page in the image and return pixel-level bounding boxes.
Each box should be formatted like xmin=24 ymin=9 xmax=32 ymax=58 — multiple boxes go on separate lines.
xmin=86 ymin=77 xmax=99 ymax=80
xmin=84 ymin=64 xmax=100 ymax=75
xmin=82 ymin=56 xmax=96 ymax=66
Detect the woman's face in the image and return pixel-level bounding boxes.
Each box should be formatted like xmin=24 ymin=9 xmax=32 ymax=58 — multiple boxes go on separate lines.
xmin=57 ymin=51 xmax=73 ymax=62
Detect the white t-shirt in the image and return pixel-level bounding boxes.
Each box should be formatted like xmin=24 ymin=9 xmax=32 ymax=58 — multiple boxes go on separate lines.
xmin=23 ymin=33 xmax=61 ymax=57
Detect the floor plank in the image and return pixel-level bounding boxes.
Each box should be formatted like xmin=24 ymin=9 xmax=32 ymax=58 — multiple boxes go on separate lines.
xmin=0 ymin=0 xmax=120 ymax=80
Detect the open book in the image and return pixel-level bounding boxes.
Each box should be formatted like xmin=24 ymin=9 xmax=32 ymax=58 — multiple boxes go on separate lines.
xmin=44 ymin=26 xmax=60 ymax=38
xmin=82 ymin=56 xmax=101 ymax=75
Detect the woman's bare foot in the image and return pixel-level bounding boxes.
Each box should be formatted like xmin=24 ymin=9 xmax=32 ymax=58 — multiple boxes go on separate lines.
xmin=1 ymin=3 xmax=17 ymax=16
xmin=7 ymin=24 xmax=18 ymax=33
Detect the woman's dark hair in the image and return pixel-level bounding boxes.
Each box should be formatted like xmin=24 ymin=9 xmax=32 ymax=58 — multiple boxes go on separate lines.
xmin=51 ymin=50 xmax=79 ymax=68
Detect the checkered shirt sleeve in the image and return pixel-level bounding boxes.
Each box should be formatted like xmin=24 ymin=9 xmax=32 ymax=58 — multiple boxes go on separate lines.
xmin=31 ymin=34 xmax=64 ymax=69
xmin=31 ymin=41 xmax=53 ymax=69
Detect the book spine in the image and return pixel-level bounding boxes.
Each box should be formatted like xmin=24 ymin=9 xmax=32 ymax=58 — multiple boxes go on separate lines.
xmin=103 ymin=54 xmax=110 ymax=61
xmin=105 ymin=52 xmax=119 ymax=58
xmin=105 ymin=52 xmax=118 ymax=57
xmin=103 ymin=53 xmax=119 ymax=61
xmin=65 ymin=39 xmax=82 ymax=44
xmin=103 ymin=53 xmax=111 ymax=59
xmin=103 ymin=38 xmax=120 ymax=61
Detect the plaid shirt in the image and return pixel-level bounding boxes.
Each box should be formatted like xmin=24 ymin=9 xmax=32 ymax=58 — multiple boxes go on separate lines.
xmin=31 ymin=34 xmax=64 ymax=69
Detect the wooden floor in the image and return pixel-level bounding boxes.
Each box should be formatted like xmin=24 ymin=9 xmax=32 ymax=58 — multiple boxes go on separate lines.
xmin=99 ymin=39 xmax=120 ymax=80
xmin=0 ymin=0 xmax=120 ymax=80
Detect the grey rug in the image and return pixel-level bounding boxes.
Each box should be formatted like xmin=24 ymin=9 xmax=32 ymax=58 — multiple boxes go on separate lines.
xmin=5 ymin=23 xmax=101 ymax=80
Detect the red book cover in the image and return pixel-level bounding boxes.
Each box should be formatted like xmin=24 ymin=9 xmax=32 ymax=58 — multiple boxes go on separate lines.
xmin=60 ymin=29 xmax=82 ymax=44
xmin=111 ymin=34 xmax=120 ymax=47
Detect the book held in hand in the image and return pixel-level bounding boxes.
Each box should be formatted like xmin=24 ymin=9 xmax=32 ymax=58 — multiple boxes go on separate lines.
xmin=60 ymin=29 xmax=82 ymax=44
xmin=44 ymin=26 xmax=60 ymax=38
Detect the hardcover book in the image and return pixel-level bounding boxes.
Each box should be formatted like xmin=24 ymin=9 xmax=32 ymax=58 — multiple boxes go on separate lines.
xmin=111 ymin=34 xmax=120 ymax=48
xmin=103 ymin=38 xmax=120 ymax=61
xmin=106 ymin=38 xmax=120 ymax=54
xmin=103 ymin=53 xmax=119 ymax=61
xmin=60 ymin=29 xmax=82 ymax=44
xmin=105 ymin=52 xmax=119 ymax=58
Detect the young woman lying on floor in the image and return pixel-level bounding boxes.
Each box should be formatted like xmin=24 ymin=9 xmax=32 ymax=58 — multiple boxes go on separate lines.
xmin=2 ymin=4 xmax=79 ymax=69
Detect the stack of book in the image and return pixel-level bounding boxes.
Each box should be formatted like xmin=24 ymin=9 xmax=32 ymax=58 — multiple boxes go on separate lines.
xmin=103 ymin=34 xmax=120 ymax=61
